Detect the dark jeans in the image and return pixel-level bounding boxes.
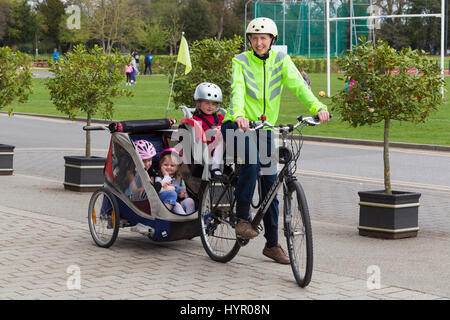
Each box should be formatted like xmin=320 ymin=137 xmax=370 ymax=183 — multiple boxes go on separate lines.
xmin=221 ymin=121 xmax=279 ymax=247
xmin=144 ymin=63 xmax=152 ymax=75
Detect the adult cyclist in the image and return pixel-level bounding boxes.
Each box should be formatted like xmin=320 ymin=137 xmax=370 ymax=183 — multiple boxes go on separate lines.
xmin=221 ymin=17 xmax=330 ymax=264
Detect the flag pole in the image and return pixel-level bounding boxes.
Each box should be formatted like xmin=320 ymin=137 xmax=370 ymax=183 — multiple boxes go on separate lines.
xmin=166 ymin=31 xmax=191 ymax=118
xmin=166 ymin=58 xmax=179 ymax=119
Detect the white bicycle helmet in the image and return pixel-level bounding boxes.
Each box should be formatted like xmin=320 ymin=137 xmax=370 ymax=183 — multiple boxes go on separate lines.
xmin=246 ymin=17 xmax=278 ymax=41
xmin=193 ymin=82 xmax=223 ymax=103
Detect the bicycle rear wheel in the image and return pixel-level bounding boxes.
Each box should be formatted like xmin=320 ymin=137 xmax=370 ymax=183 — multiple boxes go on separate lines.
xmin=284 ymin=181 xmax=313 ymax=287
xmin=88 ymin=187 xmax=120 ymax=248
xmin=198 ymin=181 xmax=240 ymax=262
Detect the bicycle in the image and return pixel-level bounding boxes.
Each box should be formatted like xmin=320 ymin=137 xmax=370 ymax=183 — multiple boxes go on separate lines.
xmin=198 ymin=114 xmax=329 ymax=288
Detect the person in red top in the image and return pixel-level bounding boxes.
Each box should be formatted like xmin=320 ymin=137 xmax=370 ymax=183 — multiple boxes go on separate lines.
xmin=192 ymin=82 xmax=224 ymax=180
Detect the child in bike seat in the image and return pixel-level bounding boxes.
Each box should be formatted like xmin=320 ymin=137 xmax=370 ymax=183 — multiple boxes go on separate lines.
xmin=155 ymin=148 xmax=195 ymax=215
xmin=192 ymin=82 xmax=224 ymax=180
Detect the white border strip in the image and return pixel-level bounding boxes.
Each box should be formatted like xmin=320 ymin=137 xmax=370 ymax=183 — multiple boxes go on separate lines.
xmin=359 ymin=201 xmax=420 ymax=209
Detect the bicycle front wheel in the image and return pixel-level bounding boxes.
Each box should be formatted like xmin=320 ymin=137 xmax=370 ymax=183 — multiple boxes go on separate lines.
xmin=284 ymin=181 xmax=313 ymax=287
xmin=198 ymin=181 xmax=240 ymax=263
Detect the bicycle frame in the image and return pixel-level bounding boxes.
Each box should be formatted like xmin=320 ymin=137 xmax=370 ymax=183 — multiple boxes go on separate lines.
xmin=207 ymin=115 xmax=323 ymax=231
xmin=250 ymin=130 xmax=298 ymax=230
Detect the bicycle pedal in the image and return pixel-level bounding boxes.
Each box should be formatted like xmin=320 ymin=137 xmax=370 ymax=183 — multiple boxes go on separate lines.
xmin=236 ymin=237 xmax=249 ymax=247
xmin=256 ymin=224 xmax=264 ymax=232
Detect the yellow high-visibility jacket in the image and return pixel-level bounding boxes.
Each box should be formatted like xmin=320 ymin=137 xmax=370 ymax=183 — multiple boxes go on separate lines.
xmin=223 ymin=50 xmax=327 ymax=124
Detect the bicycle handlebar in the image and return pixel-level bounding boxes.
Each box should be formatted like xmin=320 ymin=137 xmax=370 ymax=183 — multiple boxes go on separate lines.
xmin=249 ymin=114 xmax=332 ymax=132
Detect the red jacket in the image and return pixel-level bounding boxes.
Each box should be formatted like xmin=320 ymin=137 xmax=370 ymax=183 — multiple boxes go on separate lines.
xmin=193 ymin=112 xmax=224 ymax=144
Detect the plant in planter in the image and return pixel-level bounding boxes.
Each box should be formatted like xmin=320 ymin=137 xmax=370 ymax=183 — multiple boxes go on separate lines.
xmin=0 ymin=47 xmax=33 ymax=175
xmin=332 ymin=37 xmax=445 ymax=239
xmin=46 ymin=44 xmax=132 ymax=191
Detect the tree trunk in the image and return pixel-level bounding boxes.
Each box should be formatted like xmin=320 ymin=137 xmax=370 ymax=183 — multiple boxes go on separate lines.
xmin=85 ymin=111 xmax=92 ymax=158
xmin=217 ymin=0 xmax=226 ymax=41
xmin=383 ymin=118 xmax=391 ymax=194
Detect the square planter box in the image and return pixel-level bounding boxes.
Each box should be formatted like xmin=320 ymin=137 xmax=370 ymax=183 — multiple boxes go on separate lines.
xmin=358 ymin=190 xmax=421 ymax=239
xmin=64 ymin=155 xmax=106 ymax=192
xmin=0 ymin=144 xmax=15 ymax=175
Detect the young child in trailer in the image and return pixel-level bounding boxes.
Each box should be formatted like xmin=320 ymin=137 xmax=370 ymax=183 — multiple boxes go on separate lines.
xmin=192 ymin=82 xmax=224 ymax=180
xmin=155 ymin=149 xmax=195 ymax=215
xmin=125 ymin=140 xmax=157 ymax=200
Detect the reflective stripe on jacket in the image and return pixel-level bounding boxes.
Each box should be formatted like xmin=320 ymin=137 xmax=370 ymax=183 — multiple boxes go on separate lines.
xmin=224 ymin=50 xmax=327 ymax=124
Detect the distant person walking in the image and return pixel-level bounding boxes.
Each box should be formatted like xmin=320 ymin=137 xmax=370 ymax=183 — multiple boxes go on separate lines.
xmin=130 ymin=54 xmax=137 ymax=84
xmin=53 ymin=48 xmax=60 ymax=62
xmin=144 ymin=51 xmax=153 ymax=75
xmin=134 ymin=51 xmax=140 ymax=75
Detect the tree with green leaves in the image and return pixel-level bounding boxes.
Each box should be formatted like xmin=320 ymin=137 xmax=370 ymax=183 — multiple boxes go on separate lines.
xmin=46 ymin=44 xmax=132 ymax=157
xmin=0 ymin=46 xmax=33 ymax=115
xmin=1 ymin=0 xmax=37 ymax=46
xmin=37 ymin=0 xmax=66 ymax=49
xmin=332 ymin=38 xmax=445 ymax=194
xmin=179 ymin=0 xmax=216 ymax=42
xmin=172 ymin=35 xmax=242 ymax=109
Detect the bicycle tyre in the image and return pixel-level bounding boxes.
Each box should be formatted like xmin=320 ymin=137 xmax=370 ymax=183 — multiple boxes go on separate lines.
xmin=88 ymin=187 xmax=120 ymax=248
xmin=284 ymin=181 xmax=313 ymax=287
xmin=198 ymin=181 xmax=240 ymax=263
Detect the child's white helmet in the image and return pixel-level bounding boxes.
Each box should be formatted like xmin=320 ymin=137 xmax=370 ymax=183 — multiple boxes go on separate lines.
xmin=193 ymin=82 xmax=222 ymax=103
xmin=246 ymin=17 xmax=278 ymax=41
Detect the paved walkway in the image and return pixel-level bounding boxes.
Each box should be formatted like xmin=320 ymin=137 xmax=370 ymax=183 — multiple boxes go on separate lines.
xmin=0 ymin=203 xmax=445 ymax=300
xmin=0 ymin=174 xmax=448 ymax=300
xmin=1 ymin=114 xmax=449 ymax=300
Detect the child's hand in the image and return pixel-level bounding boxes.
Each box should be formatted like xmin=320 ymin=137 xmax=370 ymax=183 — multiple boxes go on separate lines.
xmin=165 ymin=185 xmax=176 ymax=191
xmin=161 ymin=181 xmax=172 ymax=188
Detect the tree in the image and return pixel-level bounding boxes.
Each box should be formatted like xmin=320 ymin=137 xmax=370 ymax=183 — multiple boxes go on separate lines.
xmin=46 ymin=45 xmax=132 ymax=157
xmin=172 ymin=35 xmax=242 ymax=109
xmin=179 ymin=0 xmax=215 ymax=42
xmin=37 ymin=0 xmax=66 ymax=48
xmin=0 ymin=46 xmax=33 ymax=115
xmin=82 ymin=0 xmax=144 ymax=53
xmin=138 ymin=19 xmax=170 ymax=53
xmin=406 ymin=0 xmax=442 ymax=54
xmin=152 ymin=0 xmax=184 ymax=55
xmin=208 ymin=0 xmax=240 ymax=40
xmin=332 ymin=38 xmax=445 ymax=194
xmin=0 ymin=1 xmax=13 ymax=43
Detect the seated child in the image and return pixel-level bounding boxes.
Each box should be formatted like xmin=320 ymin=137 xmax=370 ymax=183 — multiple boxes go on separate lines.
xmin=192 ymin=82 xmax=224 ymax=180
xmin=154 ymin=148 xmax=195 ymax=215
xmin=125 ymin=139 xmax=157 ymax=201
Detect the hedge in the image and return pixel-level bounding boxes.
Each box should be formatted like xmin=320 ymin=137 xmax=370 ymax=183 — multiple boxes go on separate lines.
xmin=137 ymin=54 xmax=339 ymax=75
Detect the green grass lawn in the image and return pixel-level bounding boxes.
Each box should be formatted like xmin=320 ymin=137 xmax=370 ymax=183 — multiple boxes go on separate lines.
xmin=7 ymin=73 xmax=450 ymax=146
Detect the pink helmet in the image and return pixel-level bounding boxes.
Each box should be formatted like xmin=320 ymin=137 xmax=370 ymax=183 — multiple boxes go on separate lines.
xmin=134 ymin=140 xmax=156 ymax=160
xmin=159 ymin=148 xmax=182 ymax=164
